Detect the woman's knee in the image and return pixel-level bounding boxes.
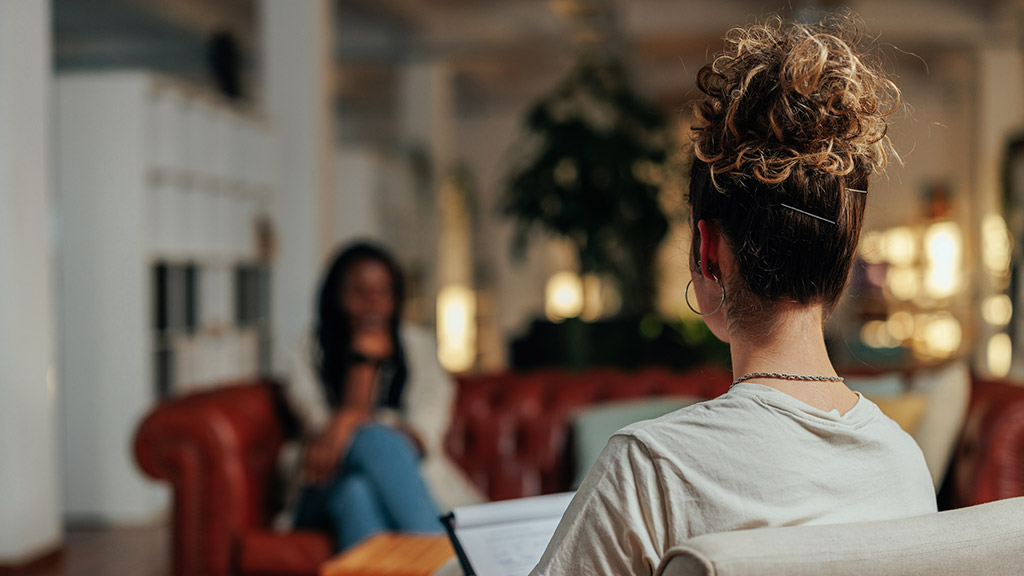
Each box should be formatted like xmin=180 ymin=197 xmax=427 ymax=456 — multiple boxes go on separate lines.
xmin=347 ymin=423 xmax=416 ymax=466
xmin=326 ymin=474 xmax=391 ymax=549
xmin=327 ymin=474 xmax=375 ymax=515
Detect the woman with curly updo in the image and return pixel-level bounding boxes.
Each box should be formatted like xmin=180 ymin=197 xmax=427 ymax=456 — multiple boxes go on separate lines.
xmin=531 ymin=16 xmax=935 ymax=575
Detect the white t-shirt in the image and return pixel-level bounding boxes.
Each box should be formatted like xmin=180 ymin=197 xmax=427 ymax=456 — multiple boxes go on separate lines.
xmin=531 ymin=383 xmax=937 ymax=575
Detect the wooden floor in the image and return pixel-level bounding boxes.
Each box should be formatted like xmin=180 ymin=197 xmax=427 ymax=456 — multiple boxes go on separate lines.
xmin=22 ymin=522 xmax=168 ymax=576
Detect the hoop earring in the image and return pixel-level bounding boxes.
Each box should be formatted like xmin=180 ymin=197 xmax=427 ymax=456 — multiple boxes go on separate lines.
xmin=685 ymin=273 xmax=725 ymax=317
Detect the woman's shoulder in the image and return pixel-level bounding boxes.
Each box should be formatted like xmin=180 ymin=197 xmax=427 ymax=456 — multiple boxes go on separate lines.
xmin=398 ymin=324 xmax=439 ymax=363
xmin=290 ymin=333 xmax=317 ymax=360
xmin=610 ymin=398 xmax=724 ymax=460
xmin=617 ymin=390 xmax=758 ymax=436
xmin=611 ymin=389 xmax=802 ymax=462
xmin=286 ymin=334 xmax=320 ymax=381
xmin=399 ymin=323 xmax=435 ymax=346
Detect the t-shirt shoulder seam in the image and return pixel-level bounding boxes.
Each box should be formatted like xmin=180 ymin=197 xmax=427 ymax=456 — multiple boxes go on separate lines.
xmin=611 ymin=427 xmax=662 ymax=460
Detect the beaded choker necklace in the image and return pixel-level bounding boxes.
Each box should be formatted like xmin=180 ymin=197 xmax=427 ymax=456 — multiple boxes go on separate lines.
xmin=731 ymin=372 xmax=844 ymax=389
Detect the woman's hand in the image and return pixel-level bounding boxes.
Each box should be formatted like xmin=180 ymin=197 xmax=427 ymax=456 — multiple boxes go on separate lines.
xmin=351 ymin=326 xmax=393 ymax=362
xmin=302 ymin=409 xmax=368 ymax=485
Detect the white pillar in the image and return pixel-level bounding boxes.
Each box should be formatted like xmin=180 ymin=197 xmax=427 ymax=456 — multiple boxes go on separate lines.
xmin=398 ymin=61 xmax=458 ymax=325
xmin=0 ymin=0 xmax=62 ymax=564
xmin=397 ymin=60 xmax=480 ymax=370
xmin=972 ymin=47 xmax=1024 ymax=377
xmin=399 ymin=62 xmax=456 ymax=171
xmin=260 ymin=0 xmax=336 ymax=371
xmin=335 ymin=148 xmax=382 ymax=244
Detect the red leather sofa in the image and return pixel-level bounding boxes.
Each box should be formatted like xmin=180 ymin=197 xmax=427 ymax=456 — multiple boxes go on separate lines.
xmin=134 ymin=367 xmax=1024 ymax=576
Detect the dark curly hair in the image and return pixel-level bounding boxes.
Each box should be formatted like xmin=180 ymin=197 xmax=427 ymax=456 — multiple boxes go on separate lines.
xmin=315 ymin=242 xmax=408 ymax=410
xmin=688 ymin=14 xmax=900 ymax=341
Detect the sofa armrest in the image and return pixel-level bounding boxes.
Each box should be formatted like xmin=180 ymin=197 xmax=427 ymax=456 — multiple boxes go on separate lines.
xmin=134 ymin=382 xmax=286 ymax=576
xmin=952 ymin=379 xmax=1024 ymax=507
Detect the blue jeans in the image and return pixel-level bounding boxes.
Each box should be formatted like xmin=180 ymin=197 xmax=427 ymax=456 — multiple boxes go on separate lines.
xmin=293 ymin=423 xmax=443 ymax=550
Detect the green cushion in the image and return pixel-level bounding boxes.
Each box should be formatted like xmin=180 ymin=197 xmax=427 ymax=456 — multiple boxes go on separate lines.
xmin=845 ymin=373 xmax=906 ymax=397
xmin=571 ymin=397 xmax=699 ymax=488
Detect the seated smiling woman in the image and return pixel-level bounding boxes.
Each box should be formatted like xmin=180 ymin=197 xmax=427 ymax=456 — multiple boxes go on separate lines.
xmin=530 ymin=15 xmax=936 ymax=576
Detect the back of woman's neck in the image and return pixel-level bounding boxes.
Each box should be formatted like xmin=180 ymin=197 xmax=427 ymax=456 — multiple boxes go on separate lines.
xmin=727 ymin=304 xmax=858 ymax=414
xmin=729 ymin=304 xmax=836 ymax=381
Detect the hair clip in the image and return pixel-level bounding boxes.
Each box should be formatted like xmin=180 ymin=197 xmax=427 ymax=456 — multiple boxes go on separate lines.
xmin=780 ymin=203 xmax=837 ymax=225
xmin=847 ymin=188 xmax=868 ymax=194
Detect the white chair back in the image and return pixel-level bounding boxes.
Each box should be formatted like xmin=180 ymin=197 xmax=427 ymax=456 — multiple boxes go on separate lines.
xmin=657 ymin=497 xmax=1024 ymax=576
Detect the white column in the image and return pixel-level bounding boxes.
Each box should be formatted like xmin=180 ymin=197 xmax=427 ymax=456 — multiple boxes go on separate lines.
xmin=399 ymin=62 xmax=456 ymax=170
xmin=972 ymin=47 xmax=1024 ymax=377
xmin=398 ymin=61 xmax=458 ymax=325
xmin=0 ymin=0 xmax=62 ymax=564
xmin=335 ymin=148 xmax=382 ymax=244
xmin=260 ymin=0 xmax=336 ymax=371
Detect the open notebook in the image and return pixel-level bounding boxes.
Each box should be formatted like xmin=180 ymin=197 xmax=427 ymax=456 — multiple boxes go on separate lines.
xmin=440 ymin=492 xmax=575 ymax=576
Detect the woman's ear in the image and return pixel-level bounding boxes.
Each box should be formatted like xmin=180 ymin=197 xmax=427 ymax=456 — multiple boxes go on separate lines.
xmin=696 ymin=219 xmax=721 ymax=279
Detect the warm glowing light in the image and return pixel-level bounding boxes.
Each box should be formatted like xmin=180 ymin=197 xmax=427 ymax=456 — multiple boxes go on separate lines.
xmin=982 ymin=213 xmax=1012 ymax=277
xmin=983 ymin=294 xmax=1013 ymax=326
xmin=859 ymin=231 xmax=884 ymax=264
xmin=887 ymin=311 xmax=915 ymax=342
xmin=886 ymin=267 xmax=919 ymax=301
xmin=603 ymin=282 xmax=622 ymax=317
xmin=922 ymin=314 xmax=962 ymax=357
xmin=988 ymin=333 xmax=1012 ymax=378
xmin=860 ymin=321 xmax=881 ymax=348
xmin=865 ymin=263 xmax=887 ymax=287
xmin=923 ymin=222 xmax=961 ymax=299
xmin=437 ymin=285 xmax=476 ymax=372
xmin=554 ymin=157 xmax=579 ymax=188
xmin=580 ymin=274 xmax=603 ymax=322
xmin=883 ymin=227 xmax=917 ymax=266
xmin=546 ymin=271 xmax=584 ymax=321
xmin=861 ymin=320 xmax=897 ymax=349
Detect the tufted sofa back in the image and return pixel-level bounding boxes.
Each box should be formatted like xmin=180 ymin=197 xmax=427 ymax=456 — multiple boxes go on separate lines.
xmin=447 ymin=366 xmax=733 ymax=501
xmin=134 ymin=366 xmax=729 ymax=575
xmin=135 ymin=368 xmax=1024 ymax=576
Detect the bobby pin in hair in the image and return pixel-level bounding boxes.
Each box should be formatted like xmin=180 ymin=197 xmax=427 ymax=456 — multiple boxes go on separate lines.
xmin=780 ymin=203 xmax=837 ymax=226
xmin=847 ymin=188 xmax=868 ymax=194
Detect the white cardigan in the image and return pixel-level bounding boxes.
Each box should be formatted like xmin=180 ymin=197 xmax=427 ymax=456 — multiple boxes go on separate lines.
xmin=278 ymin=324 xmax=485 ymax=525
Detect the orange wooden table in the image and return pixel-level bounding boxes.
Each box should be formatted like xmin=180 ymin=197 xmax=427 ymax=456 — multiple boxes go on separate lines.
xmin=320 ymin=533 xmax=456 ymax=576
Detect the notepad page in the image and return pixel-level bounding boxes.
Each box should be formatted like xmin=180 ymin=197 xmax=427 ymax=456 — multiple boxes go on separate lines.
xmin=456 ymin=516 xmax=563 ymax=576
xmin=447 ymin=492 xmax=574 ymax=576
xmin=452 ymin=492 xmax=575 ymax=529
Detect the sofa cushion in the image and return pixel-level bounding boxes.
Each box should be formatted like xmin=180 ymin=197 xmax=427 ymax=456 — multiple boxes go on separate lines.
xmin=910 ymin=362 xmax=971 ymax=488
xmin=867 ymin=393 xmax=928 ymax=434
xmin=571 ymin=397 xmax=699 ymax=488
xmin=844 ymin=372 xmax=905 ymax=397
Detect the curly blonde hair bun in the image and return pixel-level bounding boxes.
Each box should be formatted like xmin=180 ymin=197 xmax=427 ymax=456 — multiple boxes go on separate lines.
xmin=687 ymin=14 xmax=899 ymax=340
xmin=693 ymin=14 xmax=899 ymax=185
